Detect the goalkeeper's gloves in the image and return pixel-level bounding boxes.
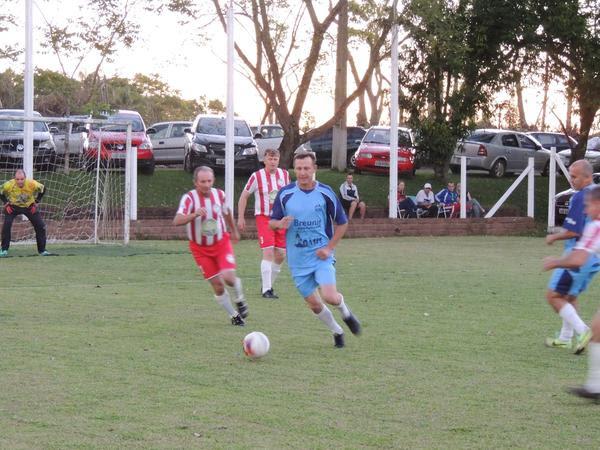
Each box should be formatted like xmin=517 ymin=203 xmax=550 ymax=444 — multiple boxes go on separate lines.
xmin=29 ymin=203 xmax=37 ymax=214
xmin=4 ymin=204 xmax=14 ymax=215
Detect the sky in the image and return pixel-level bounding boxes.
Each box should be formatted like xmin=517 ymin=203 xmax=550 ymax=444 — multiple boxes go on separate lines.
xmin=0 ymin=0 xmax=575 ymax=131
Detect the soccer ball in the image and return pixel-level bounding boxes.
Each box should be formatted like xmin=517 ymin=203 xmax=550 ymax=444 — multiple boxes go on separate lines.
xmin=243 ymin=331 xmax=270 ymax=358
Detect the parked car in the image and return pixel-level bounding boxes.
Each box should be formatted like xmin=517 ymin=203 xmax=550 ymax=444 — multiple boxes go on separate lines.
xmin=558 ymin=137 xmax=600 ymax=171
xmin=183 ymin=114 xmax=260 ymax=173
xmin=351 ymin=126 xmax=416 ymax=176
xmin=84 ymin=109 xmax=155 ymax=175
xmin=251 ymin=124 xmax=284 ymax=161
xmin=147 ymin=121 xmax=192 ymax=165
xmin=49 ymin=115 xmax=89 ymax=160
xmin=295 ymin=126 xmax=366 ymax=166
xmin=527 ymin=131 xmax=577 ymax=151
xmin=555 ymin=173 xmax=600 ymax=225
xmin=450 ymin=129 xmax=550 ymax=178
xmin=0 ymin=109 xmax=57 ymax=171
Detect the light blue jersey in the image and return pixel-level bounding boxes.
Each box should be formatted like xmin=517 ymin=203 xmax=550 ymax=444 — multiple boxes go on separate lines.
xmin=271 ymin=181 xmax=347 ymax=278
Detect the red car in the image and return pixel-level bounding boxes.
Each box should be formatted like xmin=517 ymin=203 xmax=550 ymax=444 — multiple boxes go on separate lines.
xmin=352 ymin=126 xmax=416 ymax=176
xmin=85 ymin=110 xmax=155 ymax=175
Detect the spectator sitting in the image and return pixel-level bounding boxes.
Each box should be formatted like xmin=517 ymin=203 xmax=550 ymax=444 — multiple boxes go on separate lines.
xmin=339 ymin=174 xmax=366 ymax=220
xmin=435 ymin=181 xmax=460 ymax=217
xmin=415 ymin=182 xmax=438 ymax=218
xmin=456 ymin=183 xmax=486 ymax=218
xmin=388 ymin=181 xmax=417 ymax=218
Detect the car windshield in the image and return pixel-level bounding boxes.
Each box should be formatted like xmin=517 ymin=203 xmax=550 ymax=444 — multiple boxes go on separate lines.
xmin=363 ymin=129 xmax=412 ymax=147
xmin=0 ymin=112 xmax=48 ymax=132
xmin=197 ymin=118 xmax=251 ymax=137
xmin=466 ymin=132 xmax=496 ymax=143
xmin=90 ymin=114 xmax=145 ymax=132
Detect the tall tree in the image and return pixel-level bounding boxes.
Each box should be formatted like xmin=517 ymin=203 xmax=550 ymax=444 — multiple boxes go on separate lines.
xmin=533 ymin=0 xmax=600 ymax=162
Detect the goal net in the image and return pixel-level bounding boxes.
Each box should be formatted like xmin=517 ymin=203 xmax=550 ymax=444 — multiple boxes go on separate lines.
xmin=0 ymin=114 xmax=135 ymax=246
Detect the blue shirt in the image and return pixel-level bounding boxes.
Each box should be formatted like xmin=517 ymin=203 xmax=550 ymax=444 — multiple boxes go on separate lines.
xmin=271 ymin=181 xmax=347 ymax=275
xmin=435 ymin=188 xmax=458 ymax=205
xmin=563 ymin=184 xmax=594 ymax=251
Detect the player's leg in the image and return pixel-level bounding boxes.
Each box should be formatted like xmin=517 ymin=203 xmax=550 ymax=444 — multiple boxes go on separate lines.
xmin=295 ymin=273 xmax=344 ymax=347
xmin=1 ymin=208 xmax=17 ymax=254
xmin=569 ymin=312 xmax=600 ymax=399
xmin=270 ymin=230 xmax=287 ymax=296
xmin=23 ymin=208 xmax=48 ymax=254
xmin=316 ymin=264 xmax=362 ymax=336
xmin=208 ymin=275 xmax=244 ymax=326
xmin=348 ymin=200 xmax=357 ymax=220
xmin=215 ymin=237 xmax=248 ymax=320
xmin=256 ymin=215 xmax=277 ymax=298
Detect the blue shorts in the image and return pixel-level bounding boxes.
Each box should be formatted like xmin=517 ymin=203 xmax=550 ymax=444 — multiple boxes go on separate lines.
xmin=548 ymin=256 xmax=600 ymax=296
xmin=292 ymin=261 xmax=337 ymax=298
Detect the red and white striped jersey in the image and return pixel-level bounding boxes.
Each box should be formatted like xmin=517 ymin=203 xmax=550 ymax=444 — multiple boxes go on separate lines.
xmin=177 ymin=188 xmax=229 ymax=246
xmin=243 ymin=168 xmax=290 ymax=216
xmin=576 ymin=220 xmax=600 ymax=255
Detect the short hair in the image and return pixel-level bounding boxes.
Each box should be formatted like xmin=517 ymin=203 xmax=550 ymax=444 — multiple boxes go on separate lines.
xmin=15 ymin=169 xmax=26 ymax=178
xmin=264 ymin=148 xmax=280 ymax=157
xmin=571 ymin=159 xmax=593 ymax=177
xmin=293 ymin=151 xmax=316 ymax=164
xmin=586 ymin=185 xmax=600 ymax=203
xmin=193 ymin=165 xmax=214 ymax=181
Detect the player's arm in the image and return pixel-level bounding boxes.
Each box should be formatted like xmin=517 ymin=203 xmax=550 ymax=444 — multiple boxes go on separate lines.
xmin=35 ymin=184 xmax=45 ymax=203
xmin=546 ymin=229 xmax=579 ymax=245
xmin=237 ymin=190 xmax=250 ymax=231
xmin=543 ymin=249 xmax=590 ymax=271
xmin=223 ymin=207 xmax=240 ymax=243
xmin=268 ymin=189 xmax=293 ymax=230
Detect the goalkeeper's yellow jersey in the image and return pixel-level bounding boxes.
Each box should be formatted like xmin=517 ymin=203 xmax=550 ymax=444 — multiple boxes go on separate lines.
xmin=0 ymin=179 xmax=44 ymax=207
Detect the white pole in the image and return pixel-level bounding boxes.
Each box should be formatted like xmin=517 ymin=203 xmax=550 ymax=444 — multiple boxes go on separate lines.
xmin=547 ymin=146 xmax=556 ymax=230
xmin=388 ymin=0 xmax=399 ymax=218
xmin=527 ymin=157 xmax=534 ymax=218
xmin=460 ymin=156 xmax=467 ymax=218
xmin=130 ymin=124 xmax=137 ymax=221
xmin=93 ymin=130 xmax=103 ymax=244
xmin=225 ymin=0 xmax=235 ymax=211
xmin=24 ymin=0 xmax=34 ymax=178
xmin=124 ymin=124 xmax=132 ymax=244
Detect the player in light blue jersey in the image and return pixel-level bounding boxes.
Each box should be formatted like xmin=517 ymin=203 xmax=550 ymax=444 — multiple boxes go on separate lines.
xmin=270 ymin=152 xmax=361 ymax=348
xmin=545 ymin=160 xmax=599 ymax=353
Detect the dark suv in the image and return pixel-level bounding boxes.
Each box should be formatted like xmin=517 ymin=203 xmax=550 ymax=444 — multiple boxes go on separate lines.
xmin=296 ymin=126 xmax=366 ymax=166
xmin=0 ymin=109 xmax=57 ymax=171
xmin=183 ymin=114 xmax=260 ymax=173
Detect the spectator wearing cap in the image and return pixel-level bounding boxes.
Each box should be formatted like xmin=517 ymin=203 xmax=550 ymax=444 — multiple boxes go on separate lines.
xmin=415 ymin=182 xmax=438 ymax=218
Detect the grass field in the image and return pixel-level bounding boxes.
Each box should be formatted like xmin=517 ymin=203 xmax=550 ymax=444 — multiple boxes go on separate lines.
xmin=1 ymin=237 xmax=599 ymax=448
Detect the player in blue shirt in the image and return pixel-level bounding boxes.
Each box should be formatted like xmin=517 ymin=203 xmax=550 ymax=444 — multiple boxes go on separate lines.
xmin=270 ymin=152 xmax=361 ymax=348
xmin=545 ymin=160 xmax=598 ymax=353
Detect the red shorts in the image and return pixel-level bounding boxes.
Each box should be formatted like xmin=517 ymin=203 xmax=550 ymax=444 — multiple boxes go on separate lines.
xmin=189 ymin=235 xmax=237 ymax=279
xmin=255 ymin=215 xmax=286 ymax=249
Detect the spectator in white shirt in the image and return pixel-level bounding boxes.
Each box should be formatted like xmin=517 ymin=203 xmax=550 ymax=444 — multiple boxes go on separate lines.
xmin=339 ymin=174 xmax=366 ymax=220
xmin=415 ymin=182 xmax=438 ymax=218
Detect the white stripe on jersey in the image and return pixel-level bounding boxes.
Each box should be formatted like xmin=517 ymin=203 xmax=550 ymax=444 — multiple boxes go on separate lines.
xmin=244 ymin=168 xmax=290 ymax=216
xmin=177 ymin=188 xmax=228 ymax=246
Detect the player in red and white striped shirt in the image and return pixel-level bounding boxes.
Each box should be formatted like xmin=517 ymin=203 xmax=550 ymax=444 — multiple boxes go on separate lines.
xmin=544 ymin=185 xmax=600 ymax=400
xmin=174 ymin=166 xmax=248 ymax=326
xmin=238 ymin=148 xmax=290 ymax=299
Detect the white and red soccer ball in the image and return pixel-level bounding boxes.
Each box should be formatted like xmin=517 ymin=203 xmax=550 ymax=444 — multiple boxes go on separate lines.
xmin=243 ymin=331 xmax=270 ymax=358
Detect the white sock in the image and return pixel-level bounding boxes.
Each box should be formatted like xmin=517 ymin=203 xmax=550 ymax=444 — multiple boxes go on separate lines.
xmin=559 ymin=303 xmax=589 ymax=335
xmin=271 ymin=262 xmax=282 ymax=287
xmin=335 ymin=294 xmax=351 ymax=319
xmin=261 ymin=260 xmax=272 ymax=293
xmin=585 ymin=342 xmax=600 ymax=393
xmin=558 ymin=320 xmax=574 ymax=341
xmin=316 ymin=306 xmax=344 ymax=335
xmin=232 ymin=277 xmax=245 ymax=303
xmin=215 ymin=292 xmax=236 ymax=317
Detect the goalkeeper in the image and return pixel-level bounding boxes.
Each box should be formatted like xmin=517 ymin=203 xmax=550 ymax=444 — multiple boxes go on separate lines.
xmin=0 ymin=169 xmax=49 ymax=257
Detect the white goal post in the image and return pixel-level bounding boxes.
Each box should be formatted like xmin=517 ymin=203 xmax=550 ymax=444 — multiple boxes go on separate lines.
xmin=0 ymin=114 xmax=137 ymax=245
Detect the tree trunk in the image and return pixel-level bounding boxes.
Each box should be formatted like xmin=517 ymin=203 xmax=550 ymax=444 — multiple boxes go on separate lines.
xmin=565 ymin=77 xmax=574 ymax=133
xmin=332 ymin=0 xmax=348 ymax=171
xmin=279 ymin=121 xmax=301 ymax=169
xmin=540 ymin=55 xmax=550 ymax=130
xmin=572 ymin=100 xmax=599 ymax=163
xmin=515 ymin=76 xmax=528 ymax=129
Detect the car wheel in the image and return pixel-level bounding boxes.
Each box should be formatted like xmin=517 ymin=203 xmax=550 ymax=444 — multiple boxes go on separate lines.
xmin=489 ymin=160 xmax=506 ymax=178
xmin=183 ymin=152 xmax=193 ymax=173
xmin=140 ymin=160 xmax=155 ymax=175
xmin=541 ymin=161 xmax=549 ymax=177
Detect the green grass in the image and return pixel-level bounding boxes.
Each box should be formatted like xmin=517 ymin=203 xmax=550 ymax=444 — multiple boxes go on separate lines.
xmin=1 ymin=237 xmax=599 ymax=448
xmin=136 ymin=168 xmax=571 ymax=223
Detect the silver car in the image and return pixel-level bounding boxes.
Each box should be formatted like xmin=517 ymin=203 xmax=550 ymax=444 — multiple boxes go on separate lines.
xmin=450 ymin=129 xmax=550 ymax=177
xmin=49 ymin=115 xmax=89 ymax=158
xmin=147 ymin=121 xmax=192 ymax=165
